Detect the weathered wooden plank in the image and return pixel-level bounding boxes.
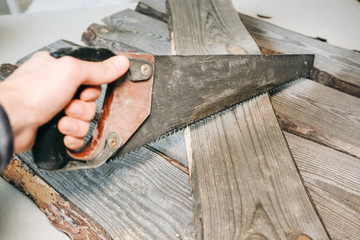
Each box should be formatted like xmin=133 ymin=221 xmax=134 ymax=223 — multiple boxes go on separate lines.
xmin=271 ymin=79 xmax=360 ymax=159
xmin=285 ymin=132 xmax=360 ymax=240
xmin=185 ymin=94 xmax=329 ymax=239
xmin=239 ymin=13 xmax=360 ymax=97
xmin=168 ymin=0 xmax=328 ymax=239
xmin=167 ymin=0 xmax=260 ymax=55
xmin=18 ymin=147 xmax=195 ymax=239
xmin=82 ymin=9 xmax=171 ymax=55
xmin=2 ymin=156 xmax=111 ymax=240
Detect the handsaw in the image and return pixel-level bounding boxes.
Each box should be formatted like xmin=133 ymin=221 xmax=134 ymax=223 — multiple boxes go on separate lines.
xmin=32 ymin=47 xmax=314 ymax=171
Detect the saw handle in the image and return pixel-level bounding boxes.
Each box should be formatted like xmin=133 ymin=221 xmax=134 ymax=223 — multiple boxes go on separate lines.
xmin=32 ymin=47 xmax=154 ymax=171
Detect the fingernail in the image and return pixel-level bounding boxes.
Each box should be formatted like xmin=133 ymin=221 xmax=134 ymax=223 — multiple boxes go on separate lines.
xmin=61 ymin=119 xmax=77 ymax=133
xmin=67 ymin=102 xmax=82 ymax=116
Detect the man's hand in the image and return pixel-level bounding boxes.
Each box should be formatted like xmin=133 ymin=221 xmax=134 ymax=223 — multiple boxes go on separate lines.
xmin=0 ymin=51 xmax=129 ymax=153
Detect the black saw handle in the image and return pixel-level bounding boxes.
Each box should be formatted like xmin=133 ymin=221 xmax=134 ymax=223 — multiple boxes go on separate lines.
xmin=32 ymin=47 xmax=116 ymax=170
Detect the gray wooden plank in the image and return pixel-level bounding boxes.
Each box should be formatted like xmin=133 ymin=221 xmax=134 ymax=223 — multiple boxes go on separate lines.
xmin=82 ymin=8 xmax=171 ymax=55
xmin=285 ymin=132 xmax=360 ymax=240
xmin=239 ymin=13 xmax=360 ymax=97
xmin=271 ymin=78 xmax=360 ymax=159
xmin=185 ymin=94 xmax=329 ymax=239
xmin=168 ymin=0 xmax=328 ymax=238
xmin=2 ymin=156 xmax=112 ymax=240
xmin=167 ymin=0 xmax=260 ymax=55
xmin=18 ymin=148 xmax=195 ymax=240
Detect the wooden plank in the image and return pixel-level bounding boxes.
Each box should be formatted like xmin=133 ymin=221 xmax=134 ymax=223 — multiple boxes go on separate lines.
xmin=271 ymin=79 xmax=360 ymax=159
xmin=167 ymin=0 xmax=260 ymax=55
xmin=185 ymin=94 xmax=328 ymax=239
xmin=285 ymin=132 xmax=360 ymax=240
xmin=2 ymin=156 xmax=111 ymax=240
xmin=168 ymin=0 xmax=328 ymax=238
xmin=18 ymin=148 xmax=195 ymax=239
xmin=239 ymin=13 xmax=360 ymax=97
xmin=82 ymin=9 xmax=171 ymax=55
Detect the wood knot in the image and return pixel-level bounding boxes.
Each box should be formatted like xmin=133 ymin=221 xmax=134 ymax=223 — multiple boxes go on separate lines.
xmin=295 ymin=234 xmax=312 ymax=240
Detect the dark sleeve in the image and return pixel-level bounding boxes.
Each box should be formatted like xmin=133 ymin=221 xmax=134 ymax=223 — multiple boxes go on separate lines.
xmin=0 ymin=104 xmax=13 ymax=173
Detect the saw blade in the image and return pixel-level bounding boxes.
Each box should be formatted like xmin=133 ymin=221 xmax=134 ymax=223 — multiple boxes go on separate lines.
xmin=117 ymin=54 xmax=314 ymax=157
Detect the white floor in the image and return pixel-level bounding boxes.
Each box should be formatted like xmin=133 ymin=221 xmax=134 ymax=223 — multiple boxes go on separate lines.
xmin=0 ymin=0 xmax=359 ymax=239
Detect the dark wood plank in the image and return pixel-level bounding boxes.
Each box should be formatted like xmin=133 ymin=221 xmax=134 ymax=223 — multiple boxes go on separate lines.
xmin=167 ymin=0 xmax=260 ymax=55
xmin=2 ymin=156 xmax=111 ymax=240
xmin=185 ymin=94 xmax=329 ymax=239
xmin=136 ymin=0 xmax=168 ymax=22
xmin=82 ymin=9 xmax=171 ymax=55
xmin=271 ymin=79 xmax=360 ymax=159
xmin=239 ymin=13 xmax=360 ymax=97
xmin=168 ymin=0 xmax=328 ymax=238
xmin=285 ymin=132 xmax=360 ymax=240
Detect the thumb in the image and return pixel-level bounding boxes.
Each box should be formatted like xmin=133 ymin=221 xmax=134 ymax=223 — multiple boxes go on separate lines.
xmin=76 ymin=55 xmax=130 ymax=85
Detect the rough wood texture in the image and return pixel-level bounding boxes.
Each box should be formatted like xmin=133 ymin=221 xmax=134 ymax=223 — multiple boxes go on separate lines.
xmin=239 ymin=13 xmax=360 ymax=97
xmin=168 ymin=0 xmax=328 ymax=239
xmin=18 ymin=148 xmax=195 ymax=240
xmin=2 ymin=157 xmax=111 ymax=240
xmin=271 ymin=79 xmax=360 ymax=159
xmin=167 ymin=0 xmax=260 ymax=55
xmin=285 ymin=132 xmax=360 ymax=240
xmin=82 ymin=9 xmax=171 ymax=55
xmin=185 ymin=94 xmax=329 ymax=239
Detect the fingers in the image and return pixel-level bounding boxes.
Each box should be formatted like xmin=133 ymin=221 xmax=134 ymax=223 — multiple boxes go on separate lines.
xmin=57 ymin=55 xmax=130 ymax=86
xmin=59 ymin=99 xmax=98 ymax=150
xmin=65 ymin=100 xmax=96 ymax=121
xmin=79 ymin=86 xmax=102 ymax=101
xmin=63 ymin=136 xmax=84 ymax=150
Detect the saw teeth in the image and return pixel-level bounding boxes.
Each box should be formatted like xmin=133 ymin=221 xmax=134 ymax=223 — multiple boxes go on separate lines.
xmin=104 ymin=77 xmax=305 ymax=163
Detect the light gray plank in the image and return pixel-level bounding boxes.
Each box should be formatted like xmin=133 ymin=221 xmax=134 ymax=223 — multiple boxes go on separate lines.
xmin=19 ymin=148 xmax=195 ymax=240
xmin=271 ymin=79 xmax=360 ymax=159
xmin=285 ymin=132 xmax=360 ymax=240
xmin=167 ymin=0 xmax=260 ymax=55
xmin=185 ymin=94 xmax=329 ymax=239
xmin=82 ymin=9 xmax=171 ymax=55
xmin=240 ymin=13 xmax=360 ymax=97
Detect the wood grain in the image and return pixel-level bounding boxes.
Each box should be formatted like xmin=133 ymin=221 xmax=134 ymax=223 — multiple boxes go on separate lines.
xmin=167 ymin=0 xmax=260 ymax=55
xmin=271 ymin=79 xmax=360 ymax=159
xmin=239 ymin=13 xmax=360 ymax=97
xmin=82 ymin=9 xmax=171 ymax=55
xmin=185 ymin=94 xmax=329 ymax=239
xmin=285 ymin=132 xmax=360 ymax=240
xmin=168 ymin=0 xmax=328 ymax=239
xmin=2 ymin=156 xmax=111 ymax=240
xmin=18 ymin=148 xmax=195 ymax=240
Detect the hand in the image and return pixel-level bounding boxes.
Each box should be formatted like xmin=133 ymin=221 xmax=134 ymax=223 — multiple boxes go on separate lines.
xmin=0 ymin=51 xmax=129 ymax=153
